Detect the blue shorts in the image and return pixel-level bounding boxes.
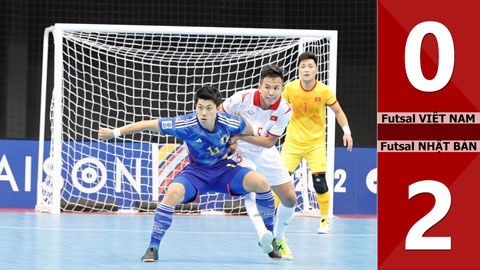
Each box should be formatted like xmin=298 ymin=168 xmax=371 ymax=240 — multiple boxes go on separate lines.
xmin=171 ymin=159 xmax=252 ymax=203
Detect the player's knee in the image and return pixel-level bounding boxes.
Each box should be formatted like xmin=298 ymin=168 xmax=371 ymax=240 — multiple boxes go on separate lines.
xmin=281 ymin=193 xmax=297 ymax=208
xmin=257 ymin=175 xmax=270 ymax=193
xmin=246 ymin=171 xmax=269 ymax=193
xmin=312 ymin=173 xmax=328 ymax=194
xmin=256 ymin=172 xmax=270 ymax=192
xmin=164 ymin=183 xmax=186 ymax=203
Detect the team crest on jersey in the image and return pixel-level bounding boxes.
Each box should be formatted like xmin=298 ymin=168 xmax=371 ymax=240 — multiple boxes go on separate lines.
xmin=315 ymin=97 xmax=322 ymax=102
xmin=220 ymin=134 xmax=229 ymax=144
xmin=162 ymin=121 xmax=172 ymax=129
xmin=270 ymin=115 xmax=278 ymax=121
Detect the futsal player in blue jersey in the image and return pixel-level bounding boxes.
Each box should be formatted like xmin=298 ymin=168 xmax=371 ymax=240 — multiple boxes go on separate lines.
xmin=98 ymin=85 xmax=281 ymax=262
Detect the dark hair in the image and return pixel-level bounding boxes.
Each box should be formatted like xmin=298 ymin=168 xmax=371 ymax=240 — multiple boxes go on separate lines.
xmin=194 ymin=85 xmax=223 ymax=106
xmin=298 ymin=51 xmax=317 ymax=66
xmin=260 ymin=64 xmax=284 ymax=84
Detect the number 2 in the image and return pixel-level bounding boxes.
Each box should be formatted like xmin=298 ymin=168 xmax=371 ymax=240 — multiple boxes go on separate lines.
xmin=406 ymin=180 xmax=451 ymax=250
xmin=333 ymin=169 xmax=347 ymax=193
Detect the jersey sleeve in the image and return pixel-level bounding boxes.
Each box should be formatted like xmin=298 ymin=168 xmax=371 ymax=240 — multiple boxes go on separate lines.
xmin=325 ymin=86 xmax=338 ymax=106
xmin=158 ymin=117 xmax=179 ymax=137
xmin=221 ymin=91 xmax=243 ymax=114
xmin=268 ymin=103 xmax=292 ymax=137
xmin=231 ymin=114 xmax=248 ymax=134
xmin=218 ymin=112 xmax=247 ymax=135
xmin=158 ymin=115 xmax=196 ymax=140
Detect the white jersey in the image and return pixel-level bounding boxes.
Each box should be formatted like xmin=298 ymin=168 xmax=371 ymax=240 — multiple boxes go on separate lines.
xmin=223 ymin=89 xmax=293 ymax=186
xmin=222 ymin=89 xmax=292 ymax=153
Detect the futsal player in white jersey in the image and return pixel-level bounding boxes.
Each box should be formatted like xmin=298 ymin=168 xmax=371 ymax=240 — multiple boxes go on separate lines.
xmin=220 ymin=65 xmax=296 ymax=260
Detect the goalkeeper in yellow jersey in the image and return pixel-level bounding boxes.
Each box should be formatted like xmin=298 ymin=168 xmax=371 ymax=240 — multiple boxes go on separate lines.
xmin=281 ymin=51 xmax=353 ymax=234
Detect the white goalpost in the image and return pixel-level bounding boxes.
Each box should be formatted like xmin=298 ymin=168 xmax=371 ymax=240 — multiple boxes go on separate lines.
xmin=36 ymin=23 xmax=338 ymax=215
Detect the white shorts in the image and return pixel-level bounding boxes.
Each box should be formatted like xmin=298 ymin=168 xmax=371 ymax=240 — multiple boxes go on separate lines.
xmin=230 ymin=146 xmax=291 ymax=186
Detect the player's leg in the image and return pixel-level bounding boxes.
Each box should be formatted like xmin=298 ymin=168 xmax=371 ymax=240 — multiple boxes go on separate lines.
xmin=242 ymin=187 xmax=280 ymax=258
xmin=231 ymin=152 xmax=269 ymax=241
xmin=305 ymin=142 xmax=330 ymax=233
xmin=244 ymin=192 xmax=268 ymax=236
xmin=272 ymin=191 xmax=281 ymax=208
xmin=240 ymin=170 xmax=282 ymax=260
xmin=271 ymin=182 xmax=296 ymax=237
xmin=214 ymin=160 xmax=281 ymax=260
xmin=280 ymin=139 xmax=303 ymax=174
xmin=312 ymin=172 xmax=330 ymax=233
xmin=270 ymin=181 xmax=296 ymax=259
xmin=142 ymin=174 xmax=199 ymax=262
xmin=218 ymin=160 xmax=281 ymax=260
xmin=240 ymin=170 xmax=274 ymax=228
xmin=258 ymin=148 xmax=296 ymax=260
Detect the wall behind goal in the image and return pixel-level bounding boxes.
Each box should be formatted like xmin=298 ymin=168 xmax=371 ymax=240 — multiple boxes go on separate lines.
xmin=0 ymin=139 xmax=377 ymax=215
xmin=1 ymin=0 xmax=376 ymax=147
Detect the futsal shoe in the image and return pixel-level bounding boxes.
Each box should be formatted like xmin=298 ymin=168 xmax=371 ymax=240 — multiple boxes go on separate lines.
xmin=275 ymin=237 xmax=294 ymax=260
xmin=259 ymin=231 xmax=282 ymax=260
xmin=141 ymin=246 xmax=159 ymax=262
xmin=317 ymin=219 xmax=330 ymax=234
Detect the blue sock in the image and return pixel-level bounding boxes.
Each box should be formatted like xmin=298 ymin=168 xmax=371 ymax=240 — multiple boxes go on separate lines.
xmin=149 ymin=203 xmax=175 ymax=248
xmin=255 ymin=190 xmax=275 ymax=233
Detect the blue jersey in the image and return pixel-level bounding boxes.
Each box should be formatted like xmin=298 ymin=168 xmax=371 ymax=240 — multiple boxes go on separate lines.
xmin=158 ymin=112 xmax=247 ymax=165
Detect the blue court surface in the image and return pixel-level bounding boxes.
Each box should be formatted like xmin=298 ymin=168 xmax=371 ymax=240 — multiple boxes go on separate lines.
xmin=0 ymin=213 xmax=376 ymax=270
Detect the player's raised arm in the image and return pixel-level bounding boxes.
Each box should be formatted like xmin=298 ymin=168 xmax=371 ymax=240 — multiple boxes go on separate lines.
xmin=98 ymin=119 xmax=160 ymax=140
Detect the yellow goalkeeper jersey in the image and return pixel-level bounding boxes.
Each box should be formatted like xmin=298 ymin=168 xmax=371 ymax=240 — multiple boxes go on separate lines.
xmin=282 ymin=79 xmax=337 ymax=144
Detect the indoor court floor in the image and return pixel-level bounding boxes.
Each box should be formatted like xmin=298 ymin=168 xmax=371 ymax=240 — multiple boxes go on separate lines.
xmin=0 ymin=212 xmax=376 ymax=270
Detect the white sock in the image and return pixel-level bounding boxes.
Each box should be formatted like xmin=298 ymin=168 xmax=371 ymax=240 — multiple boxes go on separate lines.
xmin=274 ymin=203 xmax=295 ymax=240
xmin=244 ymin=192 xmax=267 ymax=238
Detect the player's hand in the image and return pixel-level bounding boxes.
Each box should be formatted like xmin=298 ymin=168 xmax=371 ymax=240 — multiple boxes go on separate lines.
xmin=98 ymin=127 xmax=114 ymax=140
xmin=343 ymin=134 xmax=353 ymax=151
xmin=228 ymin=142 xmax=237 ymax=156
xmin=229 ymin=135 xmax=242 ymax=144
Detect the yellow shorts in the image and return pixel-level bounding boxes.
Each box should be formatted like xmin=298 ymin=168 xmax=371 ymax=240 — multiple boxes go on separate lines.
xmin=280 ymin=139 xmax=326 ymax=173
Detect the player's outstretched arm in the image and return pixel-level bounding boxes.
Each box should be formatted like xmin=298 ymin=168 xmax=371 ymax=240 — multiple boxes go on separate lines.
xmin=231 ymin=134 xmax=278 ymax=148
xmin=229 ymin=116 xmax=281 ymax=148
xmin=221 ymin=105 xmax=277 ymax=147
xmin=329 ymin=102 xmax=353 ymax=151
xmin=98 ymin=119 xmax=160 ymax=140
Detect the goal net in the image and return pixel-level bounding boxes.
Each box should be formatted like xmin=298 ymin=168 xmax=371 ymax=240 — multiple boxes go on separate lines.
xmin=36 ymin=24 xmax=337 ymax=215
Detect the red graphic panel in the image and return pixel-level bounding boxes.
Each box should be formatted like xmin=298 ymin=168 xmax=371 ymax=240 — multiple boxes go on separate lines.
xmin=378 ymin=0 xmax=480 ymax=268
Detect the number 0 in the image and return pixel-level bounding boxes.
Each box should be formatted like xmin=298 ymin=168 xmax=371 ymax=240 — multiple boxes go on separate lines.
xmin=405 ymin=21 xmax=454 ymax=92
xmin=406 ymin=180 xmax=451 ymax=250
